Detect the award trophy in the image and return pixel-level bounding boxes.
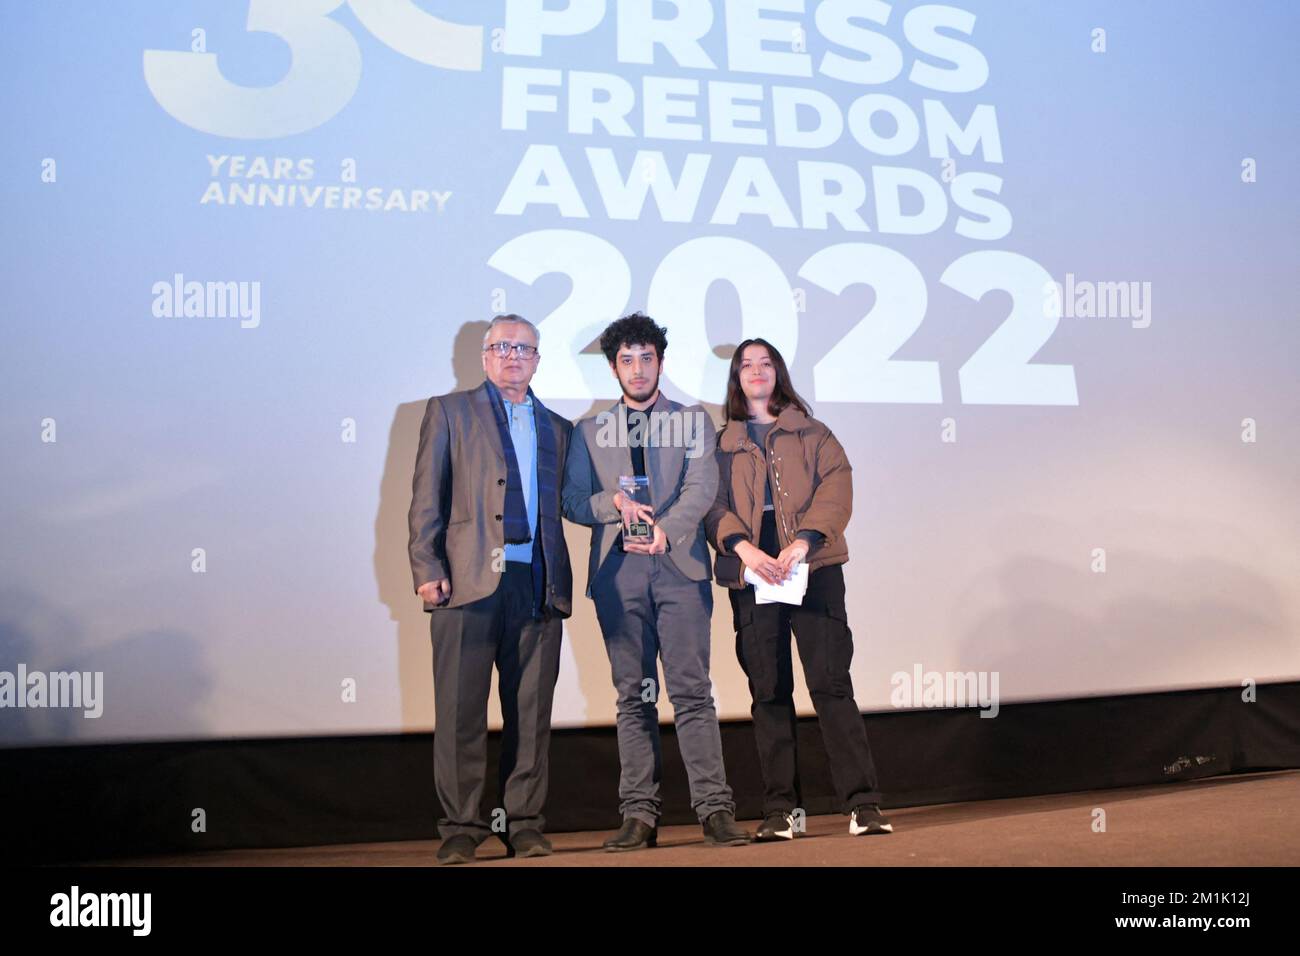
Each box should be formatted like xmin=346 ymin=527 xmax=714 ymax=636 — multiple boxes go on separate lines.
xmin=618 ymin=475 xmax=653 ymax=544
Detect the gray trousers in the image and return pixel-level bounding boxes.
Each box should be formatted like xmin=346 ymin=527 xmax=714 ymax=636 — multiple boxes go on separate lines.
xmin=431 ymin=563 xmax=562 ymax=842
xmin=592 ymin=549 xmax=734 ymax=826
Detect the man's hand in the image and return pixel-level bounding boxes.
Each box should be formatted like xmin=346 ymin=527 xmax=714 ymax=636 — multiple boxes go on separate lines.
xmin=736 ymin=541 xmax=784 ymax=585
xmin=775 ymin=540 xmax=809 ymax=578
xmin=622 ymin=523 xmax=668 ymax=555
xmin=613 ymin=490 xmax=655 ymax=528
xmin=417 ymin=579 xmax=452 ymax=605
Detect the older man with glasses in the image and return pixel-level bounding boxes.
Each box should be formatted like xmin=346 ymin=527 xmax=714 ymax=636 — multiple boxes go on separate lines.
xmin=408 ymin=313 xmax=573 ymax=864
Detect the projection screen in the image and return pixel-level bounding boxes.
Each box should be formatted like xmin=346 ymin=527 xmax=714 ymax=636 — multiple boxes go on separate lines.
xmin=1 ymin=0 xmax=1296 ymax=745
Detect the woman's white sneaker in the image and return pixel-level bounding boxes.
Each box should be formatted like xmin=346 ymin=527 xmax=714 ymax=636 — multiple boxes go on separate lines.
xmin=850 ymin=804 xmax=893 ymax=835
xmin=755 ymin=811 xmax=796 ymax=841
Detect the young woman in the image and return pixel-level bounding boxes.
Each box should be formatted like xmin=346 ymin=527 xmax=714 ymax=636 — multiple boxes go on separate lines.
xmin=705 ymin=338 xmax=891 ymax=840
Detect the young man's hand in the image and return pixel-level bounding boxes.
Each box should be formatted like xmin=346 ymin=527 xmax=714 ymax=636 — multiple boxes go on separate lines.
xmin=613 ymin=490 xmax=655 ymax=527
xmin=622 ymin=524 xmax=668 ymax=555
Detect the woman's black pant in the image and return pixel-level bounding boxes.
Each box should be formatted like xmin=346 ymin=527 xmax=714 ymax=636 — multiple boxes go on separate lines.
xmin=729 ymin=513 xmax=882 ymax=815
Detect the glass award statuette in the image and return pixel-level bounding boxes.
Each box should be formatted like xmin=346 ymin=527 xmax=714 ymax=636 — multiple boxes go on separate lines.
xmin=618 ymin=475 xmax=653 ymax=544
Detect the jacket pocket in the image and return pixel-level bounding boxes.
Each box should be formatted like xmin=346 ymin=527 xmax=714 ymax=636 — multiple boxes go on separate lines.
xmin=730 ymin=591 xmax=755 ymax=633
xmin=821 ymin=602 xmax=856 ymax=694
xmin=714 ymin=551 xmax=743 ymax=590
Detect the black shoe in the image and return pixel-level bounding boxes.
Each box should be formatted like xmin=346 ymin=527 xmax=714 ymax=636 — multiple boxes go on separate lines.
xmin=702 ymin=810 xmax=752 ymax=846
xmin=509 ymin=829 xmax=553 ymax=858
xmin=602 ymin=818 xmax=658 ymax=852
xmin=436 ymin=834 xmax=478 ymax=865
xmin=849 ymin=804 xmax=893 ymax=835
xmin=755 ymin=810 xmax=795 ymax=841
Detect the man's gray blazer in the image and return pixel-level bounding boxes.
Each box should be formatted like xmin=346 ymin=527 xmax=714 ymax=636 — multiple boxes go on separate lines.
xmin=408 ymin=380 xmax=573 ymax=616
xmin=562 ymin=391 xmax=718 ymax=597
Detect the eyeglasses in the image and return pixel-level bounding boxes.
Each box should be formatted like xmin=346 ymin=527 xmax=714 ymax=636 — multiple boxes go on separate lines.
xmin=483 ymin=341 xmax=538 ymax=359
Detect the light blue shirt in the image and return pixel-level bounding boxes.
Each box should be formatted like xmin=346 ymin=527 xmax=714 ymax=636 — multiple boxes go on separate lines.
xmin=502 ymin=393 xmax=539 ymax=563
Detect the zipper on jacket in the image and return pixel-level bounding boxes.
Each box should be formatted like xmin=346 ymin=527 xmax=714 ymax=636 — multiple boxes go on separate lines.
xmin=742 ymin=438 xmax=765 ymax=555
xmin=743 ymin=431 xmax=791 ymax=552
xmin=764 ymin=427 xmax=793 ymax=546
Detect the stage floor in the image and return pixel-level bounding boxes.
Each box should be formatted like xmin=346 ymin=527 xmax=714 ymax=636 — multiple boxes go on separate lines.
xmin=104 ymin=769 xmax=1299 ymax=867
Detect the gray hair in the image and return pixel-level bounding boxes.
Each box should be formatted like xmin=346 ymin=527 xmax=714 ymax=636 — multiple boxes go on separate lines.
xmin=483 ymin=313 xmax=540 ymax=348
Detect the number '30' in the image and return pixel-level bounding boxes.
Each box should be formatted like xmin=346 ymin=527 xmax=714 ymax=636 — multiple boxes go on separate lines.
xmin=143 ymin=0 xmax=483 ymax=139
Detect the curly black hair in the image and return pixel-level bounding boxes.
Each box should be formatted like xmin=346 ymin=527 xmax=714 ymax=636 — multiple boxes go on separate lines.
xmin=599 ymin=312 xmax=667 ymax=364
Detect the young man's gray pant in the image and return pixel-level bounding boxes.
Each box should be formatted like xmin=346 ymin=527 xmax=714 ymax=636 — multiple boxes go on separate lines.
xmin=592 ymin=549 xmax=734 ymax=826
xmin=431 ymin=563 xmax=562 ymax=843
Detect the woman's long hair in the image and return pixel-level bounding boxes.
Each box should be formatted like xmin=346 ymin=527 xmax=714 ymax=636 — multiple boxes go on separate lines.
xmin=723 ymin=338 xmax=811 ymax=422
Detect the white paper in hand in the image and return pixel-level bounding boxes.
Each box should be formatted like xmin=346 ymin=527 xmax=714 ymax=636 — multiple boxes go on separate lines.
xmin=744 ymin=562 xmax=809 ymax=605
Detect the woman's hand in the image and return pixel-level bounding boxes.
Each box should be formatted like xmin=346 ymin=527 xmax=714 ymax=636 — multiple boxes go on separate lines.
xmin=776 ymin=540 xmax=809 ymax=578
xmin=736 ymin=541 xmax=784 ymax=585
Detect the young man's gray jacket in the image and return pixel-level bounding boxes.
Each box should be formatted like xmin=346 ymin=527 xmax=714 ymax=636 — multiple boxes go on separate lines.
xmin=561 ymin=391 xmax=718 ymax=597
